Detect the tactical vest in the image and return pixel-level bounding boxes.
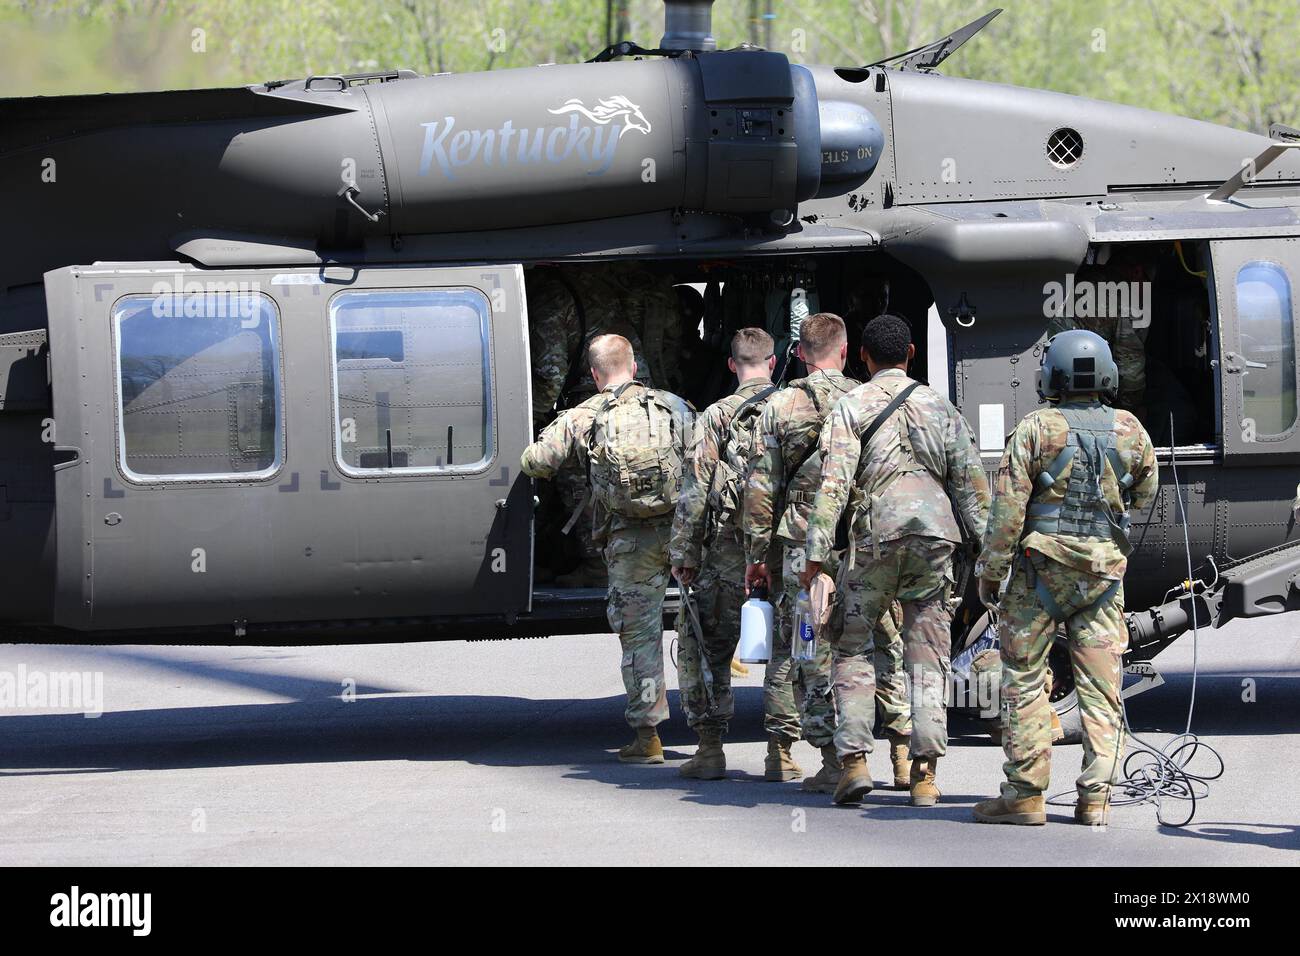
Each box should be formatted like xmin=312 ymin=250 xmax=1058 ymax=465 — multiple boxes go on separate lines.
xmin=705 ymin=385 xmax=778 ymax=536
xmin=585 ymin=383 xmax=686 ymax=520
xmin=1022 ymin=404 xmax=1135 ymax=554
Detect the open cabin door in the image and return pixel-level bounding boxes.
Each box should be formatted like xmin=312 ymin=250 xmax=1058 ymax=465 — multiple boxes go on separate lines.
xmin=44 ymin=262 xmax=533 ymax=636
xmin=1211 ymin=238 xmax=1300 ymax=464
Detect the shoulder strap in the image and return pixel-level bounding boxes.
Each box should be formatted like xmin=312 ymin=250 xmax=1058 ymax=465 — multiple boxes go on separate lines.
xmin=859 ymin=381 xmax=921 ymax=450
xmin=718 ymin=384 xmax=778 ymax=462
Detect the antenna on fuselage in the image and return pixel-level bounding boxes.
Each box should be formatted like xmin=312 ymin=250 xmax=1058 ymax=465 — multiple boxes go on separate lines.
xmin=865 ymin=8 xmax=1002 ymax=73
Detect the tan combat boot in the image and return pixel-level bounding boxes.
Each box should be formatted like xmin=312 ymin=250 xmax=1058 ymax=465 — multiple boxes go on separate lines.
xmin=909 ymin=756 xmax=941 ymax=807
xmin=618 ymin=727 xmax=664 ymax=764
xmin=832 ymin=752 xmax=873 ymax=804
xmin=1074 ymin=794 xmax=1111 ymax=826
xmin=764 ymin=734 xmax=803 ymax=781
xmin=886 ymin=731 xmax=911 ymax=789
xmin=678 ymin=731 xmax=726 ymax=780
xmin=801 ymin=746 xmax=842 ymax=793
xmin=973 ymin=793 xmax=1047 ymax=825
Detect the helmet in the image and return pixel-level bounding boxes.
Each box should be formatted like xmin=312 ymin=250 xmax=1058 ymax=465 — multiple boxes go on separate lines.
xmin=1037 ymin=329 xmax=1118 ymax=402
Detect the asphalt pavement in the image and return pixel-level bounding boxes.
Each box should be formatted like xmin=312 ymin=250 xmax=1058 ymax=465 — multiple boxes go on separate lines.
xmin=0 ymin=614 xmax=1296 ymax=865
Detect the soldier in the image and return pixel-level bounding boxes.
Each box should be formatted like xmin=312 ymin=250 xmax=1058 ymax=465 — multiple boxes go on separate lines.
xmin=522 ymin=334 xmax=696 ymax=763
xmin=669 ymin=328 xmax=779 ymax=779
xmin=803 ymin=314 xmax=990 ymax=807
xmin=526 ymin=266 xmax=657 ymax=588
xmin=743 ymin=313 xmax=909 ymax=793
xmin=973 ymin=330 xmax=1157 ymax=826
xmin=1045 ymin=247 xmax=1151 ymax=415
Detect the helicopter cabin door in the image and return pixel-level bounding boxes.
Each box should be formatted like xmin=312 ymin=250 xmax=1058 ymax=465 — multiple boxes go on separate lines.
xmin=1211 ymin=238 xmax=1300 ymax=465
xmin=44 ymin=262 xmax=533 ymax=635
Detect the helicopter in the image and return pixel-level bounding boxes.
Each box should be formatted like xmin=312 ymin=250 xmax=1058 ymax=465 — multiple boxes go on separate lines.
xmin=1 ymin=1 xmax=1298 ymax=736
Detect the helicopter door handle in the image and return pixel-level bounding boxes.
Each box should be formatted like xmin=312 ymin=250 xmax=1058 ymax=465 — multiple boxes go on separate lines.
xmin=339 ymin=184 xmax=385 ymax=223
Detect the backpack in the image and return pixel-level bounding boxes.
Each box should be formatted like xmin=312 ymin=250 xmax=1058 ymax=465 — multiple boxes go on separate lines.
xmin=586 ymin=383 xmax=687 ymax=519
xmin=705 ymin=386 xmax=778 ymax=534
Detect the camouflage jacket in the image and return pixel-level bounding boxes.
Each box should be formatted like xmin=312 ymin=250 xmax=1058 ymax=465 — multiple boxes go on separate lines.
xmin=976 ymin=398 xmax=1158 ymax=582
xmin=669 ymin=377 xmax=775 ymax=568
xmin=743 ymin=369 xmax=859 ymax=565
xmin=526 ymin=269 xmax=653 ymax=424
xmin=806 ymin=369 xmax=990 ymax=565
xmin=521 ymin=381 xmax=696 ymax=543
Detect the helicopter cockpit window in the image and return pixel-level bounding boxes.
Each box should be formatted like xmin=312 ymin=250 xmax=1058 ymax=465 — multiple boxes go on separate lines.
xmin=329 ymin=288 xmax=494 ymax=475
xmin=113 ymin=291 xmax=283 ymax=482
xmin=1235 ymin=261 xmax=1298 ymax=437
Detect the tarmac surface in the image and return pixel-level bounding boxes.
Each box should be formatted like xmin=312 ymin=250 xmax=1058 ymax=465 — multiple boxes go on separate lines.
xmin=0 ymin=614 xmax=1296 ymax=865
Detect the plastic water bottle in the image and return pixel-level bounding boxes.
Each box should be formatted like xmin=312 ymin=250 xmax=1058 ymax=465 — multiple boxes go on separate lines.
xmin=737 ymin=584 xmax=774 ymax=663
xmin=792 ymin=589 xmax=817 ymax=662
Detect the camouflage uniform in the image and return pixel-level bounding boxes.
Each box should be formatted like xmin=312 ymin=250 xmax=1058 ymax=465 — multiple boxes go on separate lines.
xmin=522 ymin=381 xmax=696 ymax=728
xmin=976 ymin=399 xmax=1157 ymax=800
xmin=669 ymin=377 xmax=775 ymax=734
xmin=807 ymin=368 xmax=990 ymax=760
xmin=526 ymin=268 xmax=656 ymax=585
xmin=743 ymin=369 xmax=862 ymax=748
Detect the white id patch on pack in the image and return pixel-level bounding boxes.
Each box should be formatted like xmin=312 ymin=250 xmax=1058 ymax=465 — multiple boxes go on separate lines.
xmin=978 ymin=403 xmax=1006 ymax=451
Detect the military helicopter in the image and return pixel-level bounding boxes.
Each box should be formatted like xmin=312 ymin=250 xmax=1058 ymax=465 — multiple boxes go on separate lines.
xmin=1 ymin=1 xmax=1298 ymax=734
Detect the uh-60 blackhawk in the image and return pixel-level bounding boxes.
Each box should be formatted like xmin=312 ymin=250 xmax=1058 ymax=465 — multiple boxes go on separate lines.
xmin=1 ymin=1 xmax=1298 ymax=736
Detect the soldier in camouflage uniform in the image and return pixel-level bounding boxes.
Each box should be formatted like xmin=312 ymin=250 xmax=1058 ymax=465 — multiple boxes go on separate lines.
xmin=522 ymin=334 xmax=696 ymax=763
xmin=804 ymin=314 xmax=990 ymax=807
xmin=669 ymin=329 xmax=779 ymax=779
xmin=742 ymin=313 xmax=910 ymax=792
xmin=1045 ymin=249 xmax=1152 ymax=414
xmin=526 ymin=267 xmax=658 ymax=588
xmin=973 ymin=330 xmax=1157 ymax=826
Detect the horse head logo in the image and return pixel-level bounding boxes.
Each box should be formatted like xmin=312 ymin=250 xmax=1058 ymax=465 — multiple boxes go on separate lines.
xmin=548 ymin=95 xmax=652 ymax=137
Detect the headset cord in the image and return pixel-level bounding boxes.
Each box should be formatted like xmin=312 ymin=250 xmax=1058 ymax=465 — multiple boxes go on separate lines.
xmin=1048 ymin=414 xmax=1224 ymax=827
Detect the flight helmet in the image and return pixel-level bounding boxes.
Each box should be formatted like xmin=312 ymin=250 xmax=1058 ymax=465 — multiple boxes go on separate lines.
xmin=1037 ymin=329 xmax=1119 ymax=402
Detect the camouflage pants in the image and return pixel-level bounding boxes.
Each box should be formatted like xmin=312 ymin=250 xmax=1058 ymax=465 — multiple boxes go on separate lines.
xmin=873 ymin=601 xmax=912 ymax=738
xmin=558 ymin=460 xmax=607 ymax=585
xmin=605 ymin=519 xmax=673 ymax=728
xmin=832 ymin=535 xmax=956 ymax=760
xmin=764 ymin=545 xmax=838 ymax=747
xmin=676 ymin=534 xmax=745 ymax=735
xmin=997 ymin=553 xmax=1127 ymax=800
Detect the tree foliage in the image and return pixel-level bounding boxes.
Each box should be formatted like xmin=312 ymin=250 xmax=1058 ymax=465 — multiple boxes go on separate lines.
xmin=1 ymin=0 xmax=1295 ymax=134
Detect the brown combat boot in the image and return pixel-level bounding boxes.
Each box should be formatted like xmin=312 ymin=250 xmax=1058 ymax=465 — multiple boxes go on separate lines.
xmin=886 ymin=731 xmax=911 ymax=789
xmin=832 ymin=752 xmax=873 ymax=804
xmin=1074 ymin=794 xmax=1111 ymax=826
xmin=764 ymin=734 xmax=803 ymax=781
xmin=909 ymin=756 xmax=942 ymax=807
xmin=618 ymin=727 xmax=664 ymax=764
xmin=801 ymin=746 xmax=842 ymax=793
xmin=973 ymin=793 xmax=1047 ymax=825
xmin=678 ymin=731 xmax=726 ymax=780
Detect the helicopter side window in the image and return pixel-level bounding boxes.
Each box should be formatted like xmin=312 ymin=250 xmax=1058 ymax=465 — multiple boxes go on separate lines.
xmin=1235 ymin=261 xmax=1298 ymax=437
xmin=329 ymin=287 xmax=494 ymax=475
xmin=112 ymin=292 xmax=283 ymax=482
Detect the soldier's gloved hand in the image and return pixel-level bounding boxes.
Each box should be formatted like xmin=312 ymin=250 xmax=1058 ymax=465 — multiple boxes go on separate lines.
xmin=978 ymin=577 xmax=1001 ymax=611
xmin=673 ymin=566 xmax=697 ymax=588
xmin=745 ymin=562 xmax=771 ymax=594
